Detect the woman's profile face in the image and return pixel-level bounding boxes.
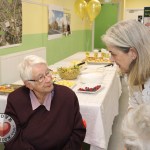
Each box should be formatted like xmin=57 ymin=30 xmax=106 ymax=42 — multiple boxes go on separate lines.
xmin=107 ymin=46 xmax=137 ymax=73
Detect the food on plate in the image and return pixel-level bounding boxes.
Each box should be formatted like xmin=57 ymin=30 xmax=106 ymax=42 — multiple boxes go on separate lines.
xmin=54 ymin=80 xmax=76 ymax=88
xmin=57 ymin=65 xmax=80 ymax=80
xmin=85 ymin=57 xmax=111 ymax=64
xmin=0 ymin=85 xmax=14 ymax=93
xmin=0 ymin=84 xmax=22 ymax=94
xmin=78 ymin=85 xmax=101 ymax=92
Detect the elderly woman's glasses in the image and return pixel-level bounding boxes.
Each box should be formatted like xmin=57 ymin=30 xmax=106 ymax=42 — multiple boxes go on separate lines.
xmin=28 ymin=70 xmax=52 ymax=83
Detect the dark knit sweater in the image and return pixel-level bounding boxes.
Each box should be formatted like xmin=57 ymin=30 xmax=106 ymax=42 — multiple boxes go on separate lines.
xmin=4 ymin=84 xmax=86 ymax=150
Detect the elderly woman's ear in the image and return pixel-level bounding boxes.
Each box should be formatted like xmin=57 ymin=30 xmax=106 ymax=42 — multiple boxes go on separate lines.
xmin=24 ymin=81 xmax=33 ymax=90
xmin=129 ymin=47 xmax=137 ymax=60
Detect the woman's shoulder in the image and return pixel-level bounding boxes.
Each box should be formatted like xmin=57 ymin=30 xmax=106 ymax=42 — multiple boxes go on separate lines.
xmin=53 ymin=84 xmax=77 ymax=102
xmin=9 ymin=85 xmax=29 ymax=95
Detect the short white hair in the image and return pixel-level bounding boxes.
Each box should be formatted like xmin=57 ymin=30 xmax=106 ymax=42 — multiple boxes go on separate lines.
xmin=121 ymin=104 xmax=150 ymax=150
xmin=19 ymin=55 xmax=46 ymax=81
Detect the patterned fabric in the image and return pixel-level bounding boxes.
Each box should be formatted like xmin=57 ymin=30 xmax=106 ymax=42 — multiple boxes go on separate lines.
xmin=128 ymin=78 xmax=150 ymax=109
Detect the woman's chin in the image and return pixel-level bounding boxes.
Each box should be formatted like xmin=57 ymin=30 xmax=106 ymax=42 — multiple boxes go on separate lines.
xmin=45 ymin=84 xmax=54 ymax=92
xmin=118 ymin=67 xmax=128 ymax=74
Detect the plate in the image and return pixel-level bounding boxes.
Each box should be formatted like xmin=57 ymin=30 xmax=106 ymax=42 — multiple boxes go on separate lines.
xmin=77 ymin=84 xmax=103 ymax=94
xmin=79 ymin=72 xmax=104 ymax=84
xmin=85 ymin=57 xmax=111 ymax=65
xmin=0 ymin=84 xmax=22 ymax=95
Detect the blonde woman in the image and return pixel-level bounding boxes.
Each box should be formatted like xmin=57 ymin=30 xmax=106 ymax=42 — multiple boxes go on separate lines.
xmin=102 ymin=19 xmax=150 ymax=109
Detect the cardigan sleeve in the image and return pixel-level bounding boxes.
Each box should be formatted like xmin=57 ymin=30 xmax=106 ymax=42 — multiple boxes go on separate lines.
xmin=128 ymin=86 xmax=144 ymax=109
xmin=62 ymin=95 xmax=86 ymax=150
xmin=4 ymin=94 xmax=35 ymax=150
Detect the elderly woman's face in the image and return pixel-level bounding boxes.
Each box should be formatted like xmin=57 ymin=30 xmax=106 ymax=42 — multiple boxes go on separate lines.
xmin=107 ymin=46 xmax=137 ymax=73
xmin=30 ymin=63 xmax=54 ymax=94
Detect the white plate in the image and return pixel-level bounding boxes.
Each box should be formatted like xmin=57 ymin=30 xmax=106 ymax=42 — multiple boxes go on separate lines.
xmin=77 ymin=84 xmax=103 ymax=94
xmin=79 ymin=72 xmax=104 ymax=84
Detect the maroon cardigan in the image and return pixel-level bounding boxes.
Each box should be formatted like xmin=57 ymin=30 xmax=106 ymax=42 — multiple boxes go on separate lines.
xmin=4 ymin=84 xmax=86 ymax=150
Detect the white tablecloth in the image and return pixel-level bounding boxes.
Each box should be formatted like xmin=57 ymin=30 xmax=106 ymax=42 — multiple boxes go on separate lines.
xmin=75 ymin=67 xmax=121 ymax=149
xmin=0 ymin=95 xmax=7 ymax=113
xmin=49 ymin=52 xmax=122 ymax=150
xmin=0 ymin=52 xmax=122 ymax=150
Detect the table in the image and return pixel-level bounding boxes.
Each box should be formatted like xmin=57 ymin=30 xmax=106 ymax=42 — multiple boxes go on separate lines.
xmin=0 ymin=52 xmax=122 ymax=150
xmin=47 ymin=52 xmax=122 ymax=150
xmin=0 ymin=95 xmax=7 ymax=113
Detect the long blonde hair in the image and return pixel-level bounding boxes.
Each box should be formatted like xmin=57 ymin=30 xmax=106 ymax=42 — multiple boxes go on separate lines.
xmin=102 ymin=20 xmax=150 ymax=88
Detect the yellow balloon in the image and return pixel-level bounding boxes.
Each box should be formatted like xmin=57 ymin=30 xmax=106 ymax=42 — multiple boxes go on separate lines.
xmin=85 ymin=0 xmax=91 ymax=2
xmin=86 ymin=0 xmax=101 ymax=22
xmin=74 ymin=0 xmax=87 ymax=19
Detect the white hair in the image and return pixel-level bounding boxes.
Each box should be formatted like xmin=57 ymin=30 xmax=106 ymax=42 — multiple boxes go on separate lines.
xmin=19 ymin=55 xmax=46 ymax=81
xmin=121 ymin=104 xmax=150 ymax=150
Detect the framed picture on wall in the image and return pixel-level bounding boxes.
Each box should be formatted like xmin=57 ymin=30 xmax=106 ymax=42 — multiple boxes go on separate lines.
xmin=48 ymin=5 xmax=71 ymax=40
xmin=48 ymin=5 xmax=64 ymax=40
xmin=0 ymin=0 xmax=22 ymax=49
xmin=63 ymin=13 xmax=71 ymax=36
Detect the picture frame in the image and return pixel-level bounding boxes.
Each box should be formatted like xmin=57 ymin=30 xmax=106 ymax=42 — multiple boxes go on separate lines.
xmin=0 ymin=0 xmax=22 ymax=48
xmin=48 ymin=5 xmax=71 ymax=40
xmin=48 ymin=5 xmax=64 ymax=40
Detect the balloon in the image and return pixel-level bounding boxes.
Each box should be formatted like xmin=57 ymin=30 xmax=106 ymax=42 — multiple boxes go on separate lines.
xmin=86 ymin=0 xmax=101 ymax=22
xmin=85 ymin=0 xmax=91 ymax=2
xmin=74 ymin=0 xmax=87 ymax=19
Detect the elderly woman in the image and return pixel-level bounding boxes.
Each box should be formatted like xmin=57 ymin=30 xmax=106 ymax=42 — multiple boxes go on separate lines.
xmin=102 ymin=19 xmax=150 ymax=110
xmin=4 ymin=55 xmax=86 ymax=150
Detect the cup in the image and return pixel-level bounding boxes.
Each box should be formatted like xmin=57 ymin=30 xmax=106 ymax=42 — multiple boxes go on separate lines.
xmin=101 ymin=52 xmax=106 ymax=58
xmin=101 ymin=48 xmax=109 ymax=59
xmin=93 ymin=49 xmax=99 ymax=59
xmin=85 ymin=52 xmax=90 ymax=58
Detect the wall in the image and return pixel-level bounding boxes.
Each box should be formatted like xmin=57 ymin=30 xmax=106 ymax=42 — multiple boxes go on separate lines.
xmin=93 ymin=0 xmax=150 ymax=49
xmin=125 ymin=0 xmax=150 ymax=9
xmin=0 ymin=0 xmax=92 ymax=65
xmin=0 ymin=47 xmax=46 ymax=84
xmin=107 ymin=0 xmax=150 ymax=21
xmin=94 ymin=3 xmax=119 ymax=49
xmin=1 ymin=0 xmax=148 ymax=66
xmin=119 ymin=0 xmax=125 ymax=20
xmin=124 ymin=0 xmax=150 ymax=19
